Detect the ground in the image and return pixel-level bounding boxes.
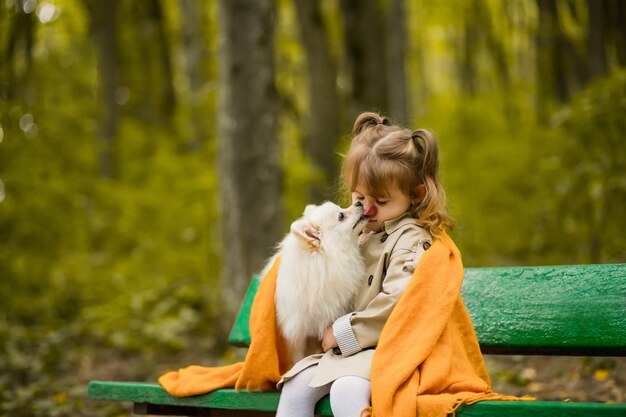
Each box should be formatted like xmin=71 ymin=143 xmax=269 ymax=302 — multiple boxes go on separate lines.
xmin=486 ymin=355 xmax=625 ymax=403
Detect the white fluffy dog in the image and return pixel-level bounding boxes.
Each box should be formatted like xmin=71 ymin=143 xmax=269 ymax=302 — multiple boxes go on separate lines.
xmin=273 ymin=202 xmax=368 ymax=363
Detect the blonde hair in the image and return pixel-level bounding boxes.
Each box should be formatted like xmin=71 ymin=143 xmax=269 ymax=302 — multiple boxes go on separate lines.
xmin=341 ymin=112 xmax=452 ymax=236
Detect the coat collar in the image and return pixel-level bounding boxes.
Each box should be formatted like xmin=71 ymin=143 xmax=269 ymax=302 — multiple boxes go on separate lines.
xmin=382 ymin=211 xmax=419 ymax=235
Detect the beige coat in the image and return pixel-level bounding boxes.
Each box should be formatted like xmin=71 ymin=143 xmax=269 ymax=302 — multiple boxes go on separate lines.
xmin=278 ymin=212 xmax=433 ymax=388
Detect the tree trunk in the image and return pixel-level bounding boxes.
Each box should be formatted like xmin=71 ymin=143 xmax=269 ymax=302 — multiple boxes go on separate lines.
xmin=180 ymin=0 xmax=209 ymax=150
xmin=127 ymin=0 xmax=176 ymax=124
xmin=459 ymin=0 xmax=510 ymax=97
xmin=148 ymin=0 xmax=176 ymax=118
xmin=386 ymin=0 xmax=409 ymax=125
xmin=586 ymin=0 xmax=608 ymax=80
xmin=460 ymin=0 xmax=480 ymax=96
xmin=89 ymin=0 xmax=119 ymax=179
xmin=481 ymin=1 xmax=510 ymax=91
xmin=217 ymin=0 xmax=283 ymax=324
xmin=1 ymin=0 xmax=35 ymax=102
xmin=535 ymin=0 xmax=570 ymax=118
xmin=409 ymin=1 xmax=429 ymax=120
xmin=340 ymin=0 xmax=387 ymax=117
xmin=608 ymin=0 xmax=626 ymax=66
xmin=536 ymin=0 xmax=588 ymax=110
xmin=293 ymin=0 xmax=340 ymax=203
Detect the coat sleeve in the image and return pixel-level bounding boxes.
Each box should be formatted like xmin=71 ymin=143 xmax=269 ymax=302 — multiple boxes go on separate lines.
xmin=340 ymin=227 xmax=432 ymax=353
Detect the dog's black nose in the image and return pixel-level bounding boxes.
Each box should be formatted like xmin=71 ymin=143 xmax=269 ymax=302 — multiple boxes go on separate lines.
xmin=354 ymin=201 xmax=363 ymax=208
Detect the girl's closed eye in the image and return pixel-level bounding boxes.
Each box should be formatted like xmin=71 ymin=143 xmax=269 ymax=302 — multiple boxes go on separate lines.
xmin=352 ymin=193 xmax=365 ymax=204
xmin=376 ymin=200 xmax=388 ymax=206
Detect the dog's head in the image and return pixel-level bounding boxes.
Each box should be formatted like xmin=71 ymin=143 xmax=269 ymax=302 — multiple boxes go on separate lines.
xmin=290 ymin=202 xmax=369 ymax=250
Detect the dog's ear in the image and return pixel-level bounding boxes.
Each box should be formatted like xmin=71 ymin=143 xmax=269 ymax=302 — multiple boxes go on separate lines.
xmin=302 ymin=204 xmax=318 ymax=218
xmin=291 ymin=219 xmax=321 ymax=248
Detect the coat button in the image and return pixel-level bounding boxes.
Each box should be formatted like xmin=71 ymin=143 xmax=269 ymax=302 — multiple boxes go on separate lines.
xmin=380 ymin=233 xmax=388 ymax=242
xmin=368 ymin=275 xmax=374 ymax=285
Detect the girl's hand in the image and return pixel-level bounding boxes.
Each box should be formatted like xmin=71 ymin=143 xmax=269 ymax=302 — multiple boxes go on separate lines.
xmin=322 ymin=326 xmax=338 ymax=352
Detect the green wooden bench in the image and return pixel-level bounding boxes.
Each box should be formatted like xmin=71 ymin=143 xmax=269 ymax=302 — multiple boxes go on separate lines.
xmin=88 ymin=263 xmax=626 ymax=416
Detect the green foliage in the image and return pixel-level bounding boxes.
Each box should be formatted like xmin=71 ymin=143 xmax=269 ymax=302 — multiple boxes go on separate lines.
xmin=0 ymin=324 xmax=88 ymax=417
xmin=275 ymin=0 xmax=324 ymax=223
xmin=0 ymin=0 xmax=625 ymax=415
xmin=1 ymin=2 xmax=221 ymax=415
xmin=419 ymin=90 xmax=537 ymax=266
xmin=409 ymin=0 xmax=625 ymax=267
xmin=531 ymin=69 xmax=626 ymax=263
xmin=419 ymin=71 xmax=626 ymax=267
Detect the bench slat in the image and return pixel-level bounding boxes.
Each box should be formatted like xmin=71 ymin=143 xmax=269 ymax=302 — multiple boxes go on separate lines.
xmin=228 ymin=275 xmax=262 ymax=347
xmin=88 ymin=381 xmax=332 ymax=415
xmin=229 ymin=264 xmax=626 ymax=356
xmin=464 ymin=264 xmax=626 ymax=355
xmin=88 ymin=382 xmax=626 ymax=416
xmin=455 ymin=401 xmax=626 ymax=417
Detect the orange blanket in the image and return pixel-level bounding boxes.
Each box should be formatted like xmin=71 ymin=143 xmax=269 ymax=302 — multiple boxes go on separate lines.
xmin=159 ymin=231 xmax=531 ymax=416
xmin=159 ymin=258 xmax=291 ymax=393
xmin=364 ymin=230 xmax=531 ymax=417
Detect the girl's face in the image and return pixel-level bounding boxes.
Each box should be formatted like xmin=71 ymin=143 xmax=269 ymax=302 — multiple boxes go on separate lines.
xmin=351 ymin=182 xmax=412 ymax=232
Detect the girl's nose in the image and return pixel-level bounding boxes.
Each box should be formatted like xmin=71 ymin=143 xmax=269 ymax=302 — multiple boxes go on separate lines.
xmin=363 ymin=205 xmax=377 ymax=217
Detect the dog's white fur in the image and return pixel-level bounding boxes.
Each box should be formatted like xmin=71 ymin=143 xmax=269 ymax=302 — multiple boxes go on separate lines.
xmin=272 ymin=202 xmax=368 ymax=363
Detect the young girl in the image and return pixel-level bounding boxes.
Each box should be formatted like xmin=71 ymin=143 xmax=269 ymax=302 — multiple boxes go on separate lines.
xmin=276 ymin=111 xmax=452 ymax=417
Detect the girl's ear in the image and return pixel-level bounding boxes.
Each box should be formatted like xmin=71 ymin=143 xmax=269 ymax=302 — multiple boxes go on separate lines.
xmin=411 ymin=184 xmax=426 ymax=202
xmin=290 ymin=219 xmax=321 ymax=248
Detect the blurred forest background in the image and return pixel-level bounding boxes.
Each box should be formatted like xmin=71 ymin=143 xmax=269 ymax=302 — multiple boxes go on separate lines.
xmin=1 ymin=0 xmax=625 ymax=415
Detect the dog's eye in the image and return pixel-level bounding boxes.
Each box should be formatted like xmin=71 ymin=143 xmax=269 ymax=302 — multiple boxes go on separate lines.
xmin=338 ymin=212 xmax=346 ymax=222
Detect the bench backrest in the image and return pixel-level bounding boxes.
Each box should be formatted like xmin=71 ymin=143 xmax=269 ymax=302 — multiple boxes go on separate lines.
xmin=229 ymin=264 xmax=626 ymax=356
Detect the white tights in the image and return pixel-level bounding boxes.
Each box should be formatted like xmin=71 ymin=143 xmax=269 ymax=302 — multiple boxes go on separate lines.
xmin=276 ymin=365 xmax=371 ymax=417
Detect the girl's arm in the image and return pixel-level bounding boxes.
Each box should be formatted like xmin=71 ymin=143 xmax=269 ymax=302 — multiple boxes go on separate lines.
xmin=332 ymin=227 xmax=432 ymax=356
